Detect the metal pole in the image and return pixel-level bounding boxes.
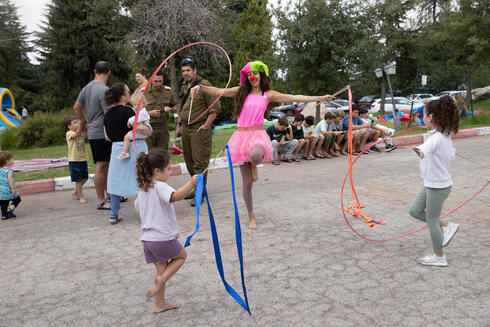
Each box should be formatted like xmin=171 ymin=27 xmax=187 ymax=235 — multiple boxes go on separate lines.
xmin=408 ymin=65 xmax=420 ymax=128
xmin=385 ymin=73 xmax=400 ymax=130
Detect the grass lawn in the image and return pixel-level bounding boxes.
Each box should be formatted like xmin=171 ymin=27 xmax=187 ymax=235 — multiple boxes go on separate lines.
xmin=13 ymin=129 xmax=237 ymax=182
xmin=11 ymin=98 xmax=490 ymax=182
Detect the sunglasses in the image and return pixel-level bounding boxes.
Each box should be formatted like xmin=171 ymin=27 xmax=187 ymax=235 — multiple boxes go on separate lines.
xmin=182 ymin=58 xmax=194 ymax=64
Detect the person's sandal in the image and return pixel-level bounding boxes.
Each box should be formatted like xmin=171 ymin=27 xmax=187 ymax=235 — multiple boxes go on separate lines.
xmin=110 ymin=217 xmax=123 ymax=225
xmin=97 ymin=198 xmax=111 ymax=210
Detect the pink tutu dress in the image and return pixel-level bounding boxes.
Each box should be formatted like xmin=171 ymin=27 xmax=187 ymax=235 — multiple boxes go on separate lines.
xmin=227 ymin=92 xmax=274 ymax=164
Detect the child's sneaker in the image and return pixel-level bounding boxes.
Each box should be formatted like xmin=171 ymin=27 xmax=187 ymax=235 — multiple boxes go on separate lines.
xmin=117 ymin=152 xmax=130 ymax=160
xmin=385 ymin=144 xmax=398 ymax=152
xmin=417 ymin=253 xmax=448 ymax=267
xmin=7 ymin=209 xmax=16 ymax=218
xmin=442 ymin=222 xmax=459 ymax=247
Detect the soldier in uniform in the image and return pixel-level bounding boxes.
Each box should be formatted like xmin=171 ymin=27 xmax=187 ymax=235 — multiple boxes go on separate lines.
xmin=144 ymin=70 xmax=178 ymax=150
xmin=176 ymin=58 xmax=220 ymax=206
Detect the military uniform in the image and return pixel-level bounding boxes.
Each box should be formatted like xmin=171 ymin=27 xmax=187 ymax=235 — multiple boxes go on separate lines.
xmin=179 ymin=76 xmax=220 ymax=178
xmin=145 ymin=84 xmax=177 ymax=150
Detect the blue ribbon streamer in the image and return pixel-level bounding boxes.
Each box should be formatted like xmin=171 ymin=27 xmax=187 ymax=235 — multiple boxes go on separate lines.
xmin=184 ymin=145 xmax=251 ymax=314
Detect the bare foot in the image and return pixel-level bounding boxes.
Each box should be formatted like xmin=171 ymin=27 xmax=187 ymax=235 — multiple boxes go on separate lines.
xmin=153 ymin=302 xmax=180 ymax=313
xmin=250 ymin=164 xmax=258 ymax=182
xmin=248 ymin=212 xmax=258 ymax=230
xmin=71 ymin=190 xmax=78 ymax=199
xmin=79 ymin=196 xmax=87 ymax=204
xmin=146 ymin=276 xmax=163 ymax=298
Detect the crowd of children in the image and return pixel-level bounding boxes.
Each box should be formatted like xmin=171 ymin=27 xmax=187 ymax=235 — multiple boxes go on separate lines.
xmin=266 ymin=106 xmax=398 ymax=165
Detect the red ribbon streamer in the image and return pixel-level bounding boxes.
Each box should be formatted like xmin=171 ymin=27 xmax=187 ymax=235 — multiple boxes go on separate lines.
xmin=341 ymin=88 xmax=489 ymax=242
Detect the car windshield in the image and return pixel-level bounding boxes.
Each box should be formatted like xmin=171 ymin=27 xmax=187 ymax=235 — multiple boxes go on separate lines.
xmin=436 ymin=92 xmax=450 ymax=97
xmin=334 ymin=100 xmax=349 ymax=105
xmin=325 ymin=102 xmax=339 ymax=108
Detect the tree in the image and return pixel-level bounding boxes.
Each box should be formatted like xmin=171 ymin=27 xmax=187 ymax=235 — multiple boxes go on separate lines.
xmin=130 ymin=0 xmax=222 ymax=98
xmin=0 ymin=0 xmax=31 ymax=90
xmin=36 ymin=0 xmax=133 ymax=110
xmin=275 ymin=0 xmax=380 ymax=98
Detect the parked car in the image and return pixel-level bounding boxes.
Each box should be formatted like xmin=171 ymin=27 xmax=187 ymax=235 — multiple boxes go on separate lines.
xmin=273 ymin=102 xmax=299 ymax=116
xmin=358 ymin=95 xmax=378 ymax=108
xmin=407 ymin=93 xmax=433 ymax=102
xmin=293 ymin=102 xmax=307 ymax=115
xmin=369 ymin=97 xmax=423 ymax=113
xmin=332 ymin=99 xmax=349 ymax=112
xmin=431 ymin=91 xmax=466 ymax=100
xmin=324 ymin=101 xmax=344 ymax=112
xmin=269 ymin=111 xmax=286 ymax=120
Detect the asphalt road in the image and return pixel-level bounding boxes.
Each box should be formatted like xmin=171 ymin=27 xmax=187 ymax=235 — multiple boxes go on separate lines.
xmin=1 ymin=135 xmax=489 ymax=326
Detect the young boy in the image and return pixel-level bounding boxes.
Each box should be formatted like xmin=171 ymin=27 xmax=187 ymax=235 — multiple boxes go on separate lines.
xmin=117 ymin=97 xmax=152 ymax=159
xmin=302 ymin=115 xmax=319 ymax=160
xmin=333 ymin=110 xmax=348 ymax=155
xmin=266 ymin=117 xmax=298 ymax=165
xmin=314 ymin=112 xmax=343 ymax=158
xmin=64 ymin=115 xmax=89 ymax=204
xmin=341 ymin=106 xmax=371 ymax=154
xmin=290 ymin=114 xmax=307 ymax=162
xmin=359 ymin=110 xmax=397 ymax=153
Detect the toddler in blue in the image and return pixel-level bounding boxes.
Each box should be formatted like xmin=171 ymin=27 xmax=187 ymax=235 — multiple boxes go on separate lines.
xmin=0 ymin=151 xmax=21 ymax=220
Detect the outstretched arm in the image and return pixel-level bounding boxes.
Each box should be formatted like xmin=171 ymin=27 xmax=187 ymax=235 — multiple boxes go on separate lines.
xmin=267 ymin=90 xmax=334 ymax=103
xmin=190 ymin=85 xmax=239 ymax=98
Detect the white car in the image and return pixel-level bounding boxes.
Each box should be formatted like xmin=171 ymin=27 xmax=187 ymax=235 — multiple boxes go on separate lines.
xmin=370 ymin=97 xmax=423 ymax=113
xmin=407 ymin=93 xmax=433 ymax=102
xmin=431 ymin=91 xmax=466 ymax=100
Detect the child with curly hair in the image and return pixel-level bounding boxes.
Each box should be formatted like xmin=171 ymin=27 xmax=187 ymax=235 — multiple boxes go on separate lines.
xmin=135 ymin=149 xmax=197 ymax=313
xmin=410 ymin=96 xmax=461 ymax=267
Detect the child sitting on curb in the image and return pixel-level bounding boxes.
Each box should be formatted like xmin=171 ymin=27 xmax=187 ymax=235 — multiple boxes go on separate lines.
xmin=290 ymin=114 xmax=307 ymax=162
xmin=266 ymin=117 xmax=298 ymax=165
xmin=314 ymin=112 xmax=343 ymax=158
xmin=302 ymin=115 xmax=319 ymax=160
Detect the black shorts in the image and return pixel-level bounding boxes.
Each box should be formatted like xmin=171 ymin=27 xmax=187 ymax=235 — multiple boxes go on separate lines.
xmin=69 ymin=161 xmax=89 ymax=182
xmin=89 ymin=139 xmax=112 ymax=163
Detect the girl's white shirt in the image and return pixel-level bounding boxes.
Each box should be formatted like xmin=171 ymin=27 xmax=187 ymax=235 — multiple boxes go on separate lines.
xmin=416 ymin=129 xmax=456 ymax=188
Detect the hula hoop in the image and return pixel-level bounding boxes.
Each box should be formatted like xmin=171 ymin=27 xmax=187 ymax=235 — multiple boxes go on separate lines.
xmin=131 ymin=42 xmax=232 ymax=151
xmin=340 ymin=99 xmax=489 ymax=242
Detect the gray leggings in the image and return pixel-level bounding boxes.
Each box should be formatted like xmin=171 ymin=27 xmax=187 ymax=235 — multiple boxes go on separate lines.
xmin=409 ymin=186 xmax=452 ymax=253
xmin=239 ymin=146 xmax=265 ymax=213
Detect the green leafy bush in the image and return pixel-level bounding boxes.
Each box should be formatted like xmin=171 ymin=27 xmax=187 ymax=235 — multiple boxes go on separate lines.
xmin=0 ymin=128 xmax=19 ymax=150
xmin=2 ymin=109 xmax=70 ymax=150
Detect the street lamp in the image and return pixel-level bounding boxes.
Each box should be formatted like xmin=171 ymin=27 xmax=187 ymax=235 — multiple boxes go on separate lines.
xmin=375 ymin=63 xmax=400 ymax=130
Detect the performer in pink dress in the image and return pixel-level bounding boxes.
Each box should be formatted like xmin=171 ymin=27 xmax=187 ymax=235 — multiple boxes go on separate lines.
xmin=190 ymin=61 xmax=334 ymax=230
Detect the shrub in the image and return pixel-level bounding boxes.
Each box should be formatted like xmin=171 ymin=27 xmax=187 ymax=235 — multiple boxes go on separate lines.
xmin=0 ymin=128 xmax=19 ymax=150
xmin=15 ymin=110 xmax=68 ymax=149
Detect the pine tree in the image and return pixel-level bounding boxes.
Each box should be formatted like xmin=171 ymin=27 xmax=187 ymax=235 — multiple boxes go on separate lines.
xmin=36 ymin=0 xmax=133 ymax=110
xmin=0 ymin=0 xmax=31 ymax=88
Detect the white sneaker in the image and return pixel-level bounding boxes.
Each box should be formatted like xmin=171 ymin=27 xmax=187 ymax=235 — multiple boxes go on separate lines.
xmin=442 ymin=222 xmax=459 ymax=247
xmin=417 ymin=253 xmax=448 ymax=267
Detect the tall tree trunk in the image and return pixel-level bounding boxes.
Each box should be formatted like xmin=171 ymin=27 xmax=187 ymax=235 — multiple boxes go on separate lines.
xmin=467 ymin=68 xmax=473 ymax=116
xmin=432 ymin=0 xmax=437 ymax=23
xmin=315 ymin=102 xmax=321 ymax=124
xmin=168 ymin=53 xmax=178 ymax=100
xmin=380 ymin=76 xmax=386 ymax=114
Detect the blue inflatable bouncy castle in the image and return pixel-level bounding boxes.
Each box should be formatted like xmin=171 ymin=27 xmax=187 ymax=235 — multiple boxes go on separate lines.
xmin=0 ymin=88 xmax=22 ymax=132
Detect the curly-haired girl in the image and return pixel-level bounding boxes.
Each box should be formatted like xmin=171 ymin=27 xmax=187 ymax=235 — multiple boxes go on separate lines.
xmin=135 ymin=149 xmax=197 ymax=313
xmin=189 ymin=61 xmax=334 ymax=229
xmin=410 ymin=95 xmax=460 ymax=267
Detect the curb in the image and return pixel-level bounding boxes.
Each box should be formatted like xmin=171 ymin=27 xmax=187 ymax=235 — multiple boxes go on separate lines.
xmin=16 ymin=127 xmax=490 ymax=195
